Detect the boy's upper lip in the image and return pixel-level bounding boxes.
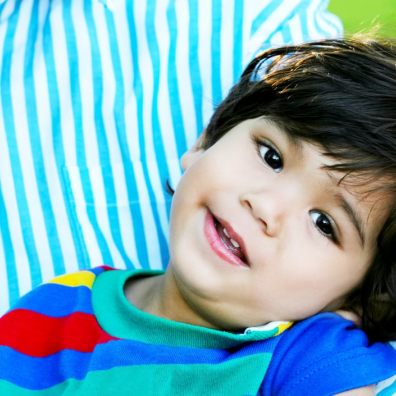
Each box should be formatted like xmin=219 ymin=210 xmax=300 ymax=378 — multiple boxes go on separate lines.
xmin=211 ymin=211 xmax=250 ymax=266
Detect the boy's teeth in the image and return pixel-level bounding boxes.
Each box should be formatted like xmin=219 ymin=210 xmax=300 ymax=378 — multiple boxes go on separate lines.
xmin=222 ymin=227 xmax=240 ymax=248
xmin=223 ymin=227 xmax=230 ymax=238
xmin=230 ymin=238 xmax=240 ymax=248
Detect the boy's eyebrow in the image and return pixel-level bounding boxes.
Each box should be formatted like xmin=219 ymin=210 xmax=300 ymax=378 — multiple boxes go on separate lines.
xmin=334 ymin=190 xmax=366 ymax=247
xmin=325 ymin=171 xmax=366 ymax=246
xmin=264 ymin=119 xmax=303 ymax=149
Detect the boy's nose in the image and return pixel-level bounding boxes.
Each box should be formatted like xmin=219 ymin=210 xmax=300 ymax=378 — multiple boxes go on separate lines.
xmin=240 ymin=190 xmax=288 ymax=237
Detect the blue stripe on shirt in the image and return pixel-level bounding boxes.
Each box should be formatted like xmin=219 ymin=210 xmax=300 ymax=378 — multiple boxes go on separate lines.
xmin=233 ymin=0 xmax=244 ymax=82
xmin=251 ymin=0 xmax=283 ymax=37
xmin=62 ymin=0 xmax=112 ymax=266
xmin=166 ymin=1 xmax=187 ymax=160
xmin=210 ymin=0 xmax=222 ymax=107
xmin=187 ymin=0 xmax=204 ymax=133
xmin=24 ymin=0 xmax=65 ymax=277
xmin=103 ymin=9 xmax=149 ymax=269
xmin=0 ymin=338 xmax=274 ymax=390
xmin=0 ymin=186 xmax=19 ymax=304
xmin=1 ymin=0 xmax=42 ymax=288
xmin=42 ymin=1 xmax=89 ymax=269
xmin=86 ymin=4 xmax=135 ymax=270
xmin=12 ymin=284 xmax=94 ymax=316
xmin=141 ymin=0 xmax=171 ymax=263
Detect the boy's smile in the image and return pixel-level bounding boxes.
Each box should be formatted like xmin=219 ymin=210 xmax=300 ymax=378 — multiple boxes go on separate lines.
xmin=129 ymin=117 xmax=391 ymax=331
xmin=204 ymin=210 xmax=249 ymax=267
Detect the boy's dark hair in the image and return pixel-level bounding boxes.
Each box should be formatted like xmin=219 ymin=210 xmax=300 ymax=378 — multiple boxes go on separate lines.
xmin=201 ymin=37 xmax=396 ymax=343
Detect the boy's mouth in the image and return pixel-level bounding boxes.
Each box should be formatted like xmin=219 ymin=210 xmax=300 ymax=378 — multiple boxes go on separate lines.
xmin=204 ymin=210 xmax=249 ymax=267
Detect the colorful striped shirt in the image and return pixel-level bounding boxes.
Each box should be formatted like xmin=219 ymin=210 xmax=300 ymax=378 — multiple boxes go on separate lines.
xmin=1 ymin=267 xmax=396 ymax=395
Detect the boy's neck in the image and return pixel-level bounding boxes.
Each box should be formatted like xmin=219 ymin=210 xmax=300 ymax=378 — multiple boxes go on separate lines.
xmin=123 ymin=270 xmax=219 ymax=329
xmin=124 ymin=274 xmax=165 ymax=316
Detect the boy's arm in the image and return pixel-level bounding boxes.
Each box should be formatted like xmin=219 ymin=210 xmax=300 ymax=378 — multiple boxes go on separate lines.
xmin=261 ymin=313 xmax=396 ymax=395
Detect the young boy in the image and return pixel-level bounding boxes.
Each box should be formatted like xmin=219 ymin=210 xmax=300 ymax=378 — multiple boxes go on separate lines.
xmin=1 ymin=37 xmax=396 ymax=395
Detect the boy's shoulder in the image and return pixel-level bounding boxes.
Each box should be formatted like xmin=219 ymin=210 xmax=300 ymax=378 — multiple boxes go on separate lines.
xmin=10 ymin=266 xmax=113 ymax=316
xmin=263 ymin=312 xmax=396 ymax=394
xmin=0 ymin=266 xmax=116 ymax=357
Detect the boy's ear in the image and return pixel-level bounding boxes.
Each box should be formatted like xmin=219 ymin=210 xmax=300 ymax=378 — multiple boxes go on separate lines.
xmin=181 ymin=132 xmax=206 ymax=170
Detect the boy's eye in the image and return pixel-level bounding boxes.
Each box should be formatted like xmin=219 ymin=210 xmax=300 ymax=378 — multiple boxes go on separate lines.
xmin=310 ymin=210 xmax=338 ymax=242
xmin=258 ymin=142 xmax=283 ymax=172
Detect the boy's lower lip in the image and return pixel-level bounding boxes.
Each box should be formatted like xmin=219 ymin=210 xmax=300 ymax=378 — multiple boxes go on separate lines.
xmin=204 ymin=210 xmax=248 ymax=268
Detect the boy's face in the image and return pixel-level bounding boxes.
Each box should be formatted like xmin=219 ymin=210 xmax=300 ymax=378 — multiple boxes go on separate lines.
xmin=167 ymin=118 xmax=390 ymax=330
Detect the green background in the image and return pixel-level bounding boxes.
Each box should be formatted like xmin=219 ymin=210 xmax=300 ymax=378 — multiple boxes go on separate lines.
xmin=329 ymin=0 xmax=396 ymax=37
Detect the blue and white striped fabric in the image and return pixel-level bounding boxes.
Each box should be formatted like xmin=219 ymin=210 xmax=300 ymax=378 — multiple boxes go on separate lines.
xmin=0 ymin=0 xmax=342 ymax=312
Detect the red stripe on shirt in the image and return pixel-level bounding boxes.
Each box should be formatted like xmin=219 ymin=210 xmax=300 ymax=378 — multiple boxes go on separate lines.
xmin=0 ymin=309 xmax=116 ymax=357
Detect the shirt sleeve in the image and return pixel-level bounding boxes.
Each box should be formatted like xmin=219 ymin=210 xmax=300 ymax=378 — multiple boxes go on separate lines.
xmin=261 ymin=312 xmax=396 ymax=395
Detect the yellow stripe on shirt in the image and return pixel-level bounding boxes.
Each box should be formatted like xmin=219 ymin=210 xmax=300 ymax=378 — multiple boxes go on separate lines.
xmin=48 ymin=271 xmax=96 ymax=289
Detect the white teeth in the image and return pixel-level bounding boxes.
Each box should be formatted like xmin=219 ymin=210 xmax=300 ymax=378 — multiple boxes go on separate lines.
xmin=222 ymin=227 xmax=240 ymax=248
xmin=230 ymin=238 xmax=240 ymax=248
